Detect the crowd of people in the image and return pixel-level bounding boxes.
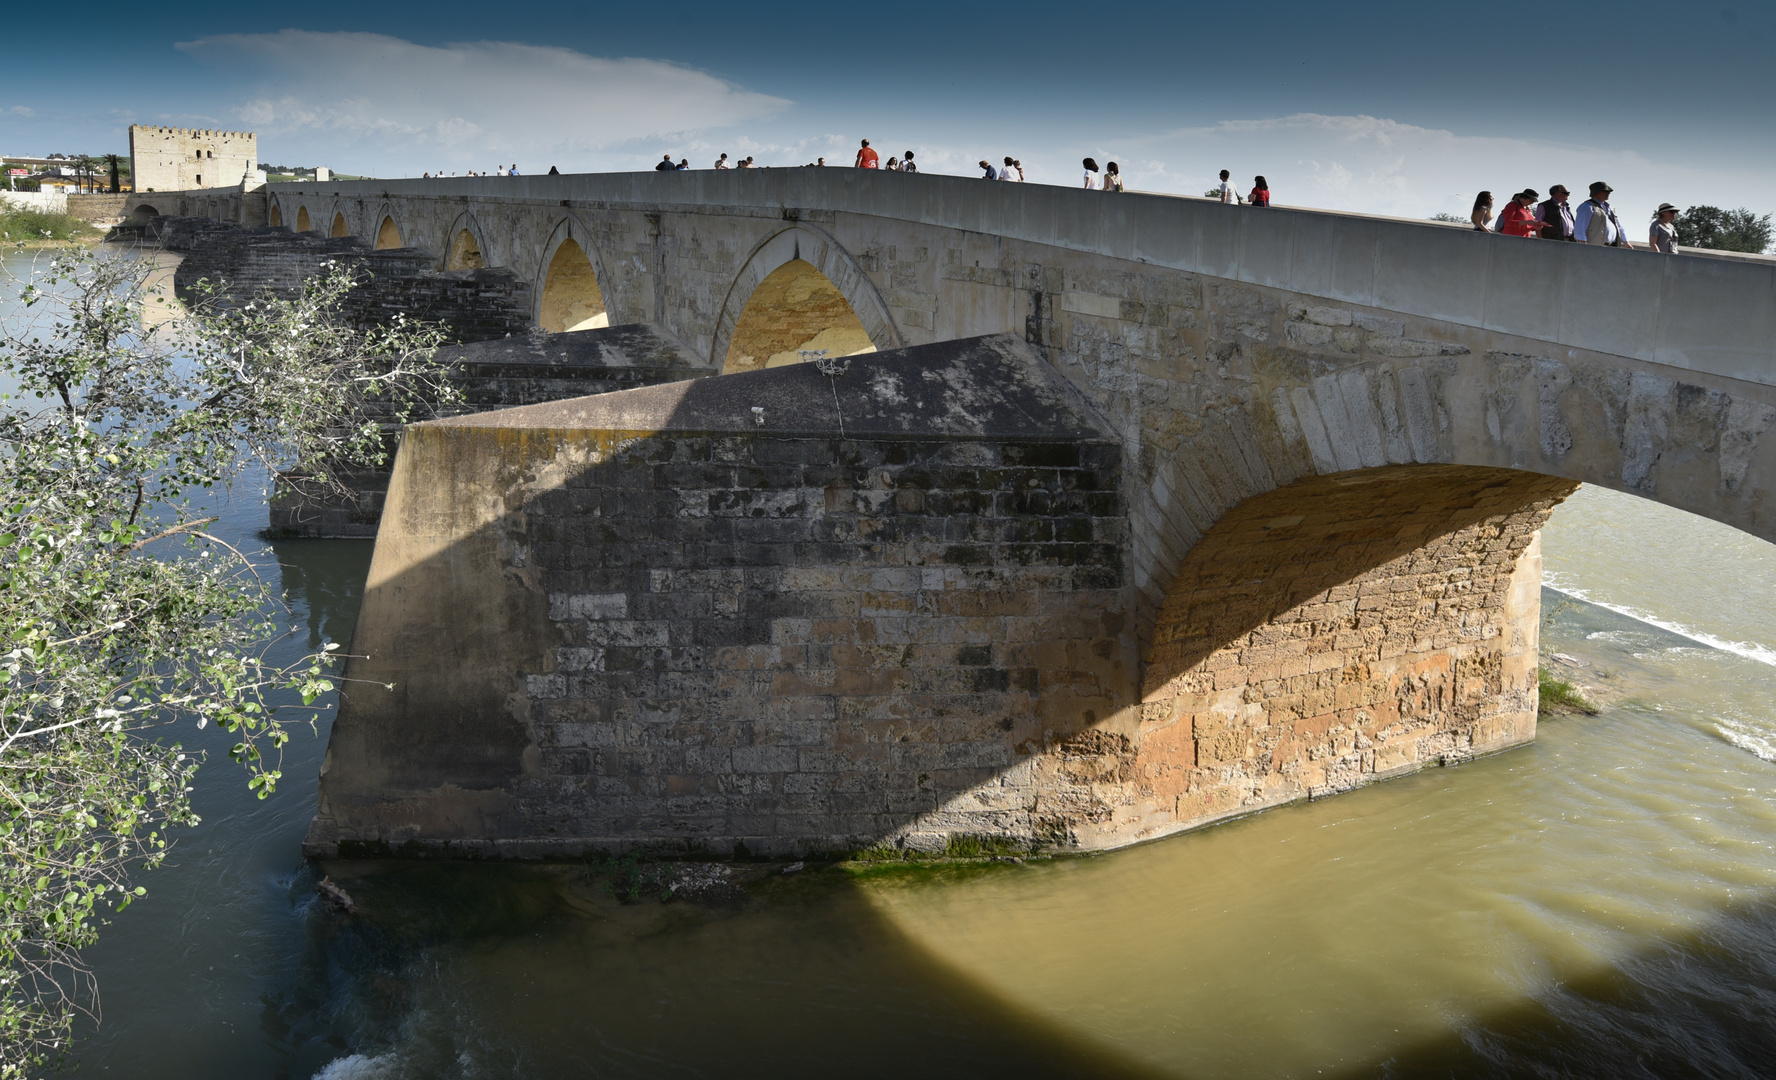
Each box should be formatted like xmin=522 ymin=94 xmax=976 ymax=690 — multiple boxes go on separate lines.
xmin=1464 ymin=181 xmax=1680 ymax=251
xmin=411 ymin=149 xmax=1691 ymax=255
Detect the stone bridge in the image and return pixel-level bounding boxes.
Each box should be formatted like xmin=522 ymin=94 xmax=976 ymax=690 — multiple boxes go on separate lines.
xmin=132 ymin=172 xmax=1776 ymax=857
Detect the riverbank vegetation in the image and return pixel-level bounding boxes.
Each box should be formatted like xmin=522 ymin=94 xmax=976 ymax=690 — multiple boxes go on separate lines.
xmin=0 ymin=208 xmax=100 ymax=246
xmin=0 ymin=250 xmax=456 ymax=1076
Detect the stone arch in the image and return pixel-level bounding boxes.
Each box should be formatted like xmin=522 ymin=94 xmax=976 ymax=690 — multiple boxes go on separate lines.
xmin=375 ymin=216 xmax=403 ymax=250
xmin=295 ymin=206 xmax=312 ymax=233
xmin=533 ymin=219 xmax=610 ymax=332
xmin=710 ymin=225 xmax=900 ymax=372
xmin=331 ymin=212 xmax=349 ymax=238
xmin=1132 ymin=463 xmax=1576 ymax=842
xmin=443 ymin=212 xmax=488 ymax=271
xmin=267 ymin=203 xmax=281 ymax=227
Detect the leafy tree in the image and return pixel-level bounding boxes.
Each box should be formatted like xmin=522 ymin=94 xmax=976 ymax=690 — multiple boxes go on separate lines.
xmin=1429 ymin=213 xmax=1468 ymax=223
xmin=0 ymin=249 xmax=457 ymax=1075
xmin=1674 ymin=205 xmax=1773 ymax=254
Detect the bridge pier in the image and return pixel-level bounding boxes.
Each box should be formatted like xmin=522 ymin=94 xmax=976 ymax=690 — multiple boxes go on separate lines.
xmin=304 ymin=337 xmax=1572 ymax=858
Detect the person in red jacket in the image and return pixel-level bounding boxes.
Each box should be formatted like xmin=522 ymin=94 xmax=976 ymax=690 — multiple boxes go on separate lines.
xmin=1247 ymin=176 xmax=1270 ymax=207
xmin=854 ymin=140 xmax=879 ymax=169
xmin=1498 ymin=189 xmax=1541 ymax=237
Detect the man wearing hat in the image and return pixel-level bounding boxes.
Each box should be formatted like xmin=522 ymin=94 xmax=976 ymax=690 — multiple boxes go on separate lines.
xmin=1574 ymin=181 xmax=1633 ymax=248
xmin=1649 ymin=203 xmax=1681 ymax=253
xmin=1535 ymin=185 xmax=1576 ymax=241
xmin=1499 ymin=189 xmax=1542 ymax=237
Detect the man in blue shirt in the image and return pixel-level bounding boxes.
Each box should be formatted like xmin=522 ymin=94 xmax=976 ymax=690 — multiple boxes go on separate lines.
xmin=1573 ymin=182 xmax=1633 ymax=248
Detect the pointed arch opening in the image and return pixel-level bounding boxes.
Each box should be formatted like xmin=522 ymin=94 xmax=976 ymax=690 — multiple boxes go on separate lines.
xmin=331 ymin=212 xmax=349 ymax=238
xmin=723 ymin=259 xmax=876 ymax=374
xmin=268 ymin=203 xmax=282 ymax=227
xmin=447 ymin=229 xmax=485 ymax=271
xmin=295 ymin=206 xmax=311 ymax=232
xmin=375 ymin=217 xmax=403 ymax=250
xmin=538 ymin=238 xmax=607 ymax=332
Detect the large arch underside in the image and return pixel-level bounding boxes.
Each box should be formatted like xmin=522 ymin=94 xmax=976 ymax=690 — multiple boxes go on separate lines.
xmin=295 ymin=206 xmax=311 ymax=233
xmin=1124 ymin=464 xmax=1578 ymax=842
xmin=537 ymin=238 xmax=607 ymax=332
xmin=268 ymin=203 xmax=281 ymax=227
xmin=722 ymin=259 xmax=877 ymax=373
xmin=331 ymin=212 xmax=349 ymax=238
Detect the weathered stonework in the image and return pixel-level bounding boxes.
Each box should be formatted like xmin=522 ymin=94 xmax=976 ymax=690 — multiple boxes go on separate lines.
xmin=307 ymin=336 xmax=1134 ymax=857
xmin=1132 ymin=467 xmax=1571 ymax=837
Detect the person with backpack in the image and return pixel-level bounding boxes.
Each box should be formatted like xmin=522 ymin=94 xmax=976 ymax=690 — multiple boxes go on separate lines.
xmin=1498 ymin=190 xmax=1541 ymax=237
xmin=1103 ymin=162 xmax=1124 ymax=192
xmin=1574 ymin=182 xmax=1632 ymax=248
xmin=900 ymin=151 xmax=917 ymax=173
xmin=1535 ymin=185 xmax=1576 ymax=240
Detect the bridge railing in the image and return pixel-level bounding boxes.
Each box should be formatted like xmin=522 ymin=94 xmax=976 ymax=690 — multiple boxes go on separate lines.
xmin=161 ymin=170 xmax=1776 ymax=387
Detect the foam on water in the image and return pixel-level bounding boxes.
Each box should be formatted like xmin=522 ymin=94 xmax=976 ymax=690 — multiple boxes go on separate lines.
xmin=1543 ymin=576 xmax=1776 ymax=668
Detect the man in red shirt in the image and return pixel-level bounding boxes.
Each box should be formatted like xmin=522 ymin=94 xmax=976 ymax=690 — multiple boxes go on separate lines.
xmin=854 ymin=140 xmax=879 ymax=169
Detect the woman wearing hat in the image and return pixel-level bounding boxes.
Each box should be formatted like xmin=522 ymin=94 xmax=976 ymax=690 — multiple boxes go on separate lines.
xmin=1498 ymin=190 xmax=1542 ymax=237
xmin=1649 ymin=203 xmax=1680 ymax=254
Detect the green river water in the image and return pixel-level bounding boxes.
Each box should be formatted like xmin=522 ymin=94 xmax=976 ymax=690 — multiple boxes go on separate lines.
xmin=13 ymin=251 xmax=1776 ymax=1079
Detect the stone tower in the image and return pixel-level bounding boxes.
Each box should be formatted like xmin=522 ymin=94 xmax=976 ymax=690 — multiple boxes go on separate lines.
xmin=129 ymin=125 xmax=257 ymax=193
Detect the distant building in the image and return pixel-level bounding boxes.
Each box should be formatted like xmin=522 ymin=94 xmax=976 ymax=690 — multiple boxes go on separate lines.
xmin=129 ymin=125 xmax=257 ymax=192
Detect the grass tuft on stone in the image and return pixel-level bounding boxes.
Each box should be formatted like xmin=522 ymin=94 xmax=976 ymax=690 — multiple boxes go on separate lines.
xmin=1539 ymin=666 xmax=1599 ymax=716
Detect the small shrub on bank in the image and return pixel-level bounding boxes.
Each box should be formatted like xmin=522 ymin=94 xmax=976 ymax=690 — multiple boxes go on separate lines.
xmin=1539 ymin=667 xmax=1599 ymax=715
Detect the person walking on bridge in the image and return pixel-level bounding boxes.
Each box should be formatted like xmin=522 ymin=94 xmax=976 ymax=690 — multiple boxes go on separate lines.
xmin=1536 ymin=185 xmax=1575 ymax=240
xmin=1103 ymin=162 xmax=1124 ymax=192
xmin=1003 ymin=157 xmax=1024 ymax=181
xmin=1469 ymin=191 xmax=1494 ymax=231
xmin=715 ymin=153 xmax=730 ymax=169
xmin=1082 ymin=158 xmax=1100 ymax=189
xmin=655 ymin=155 xmax=676 ymax=172
xmin=1499 ymin=189 xmax=1541 ymax=237
xmin=900 ymin=151 xmax=916 ymax=173
xmin=1575 ymin=181 xmax=1632 ymax=248
xmin=979 ymin=160 xmax=999 ymax=180
xmin=855 ymin=140 xmax=879 ymax=169
xmin=1650 ymin=203 xmax=1680 ymax=253
xmin=1248 ymin=176 xmax=1271 ymax=207
xmin=1216 ymin=169 xmax=1240 ymax=204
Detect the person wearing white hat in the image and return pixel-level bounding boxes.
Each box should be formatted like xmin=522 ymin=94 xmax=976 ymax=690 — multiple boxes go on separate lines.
xmin=1649 ymin=203 xmax=1680 ymax=254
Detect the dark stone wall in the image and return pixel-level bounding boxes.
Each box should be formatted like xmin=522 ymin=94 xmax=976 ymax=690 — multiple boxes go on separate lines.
xmin=307 ymin=335 xmax=1138 ymax=858
xmin=163 ymin=221 xmax=533 ymax=343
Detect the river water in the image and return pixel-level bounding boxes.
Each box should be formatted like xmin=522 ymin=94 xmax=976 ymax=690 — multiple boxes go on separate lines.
xmin=13 ymin=251 xmax=1776 ymax=1078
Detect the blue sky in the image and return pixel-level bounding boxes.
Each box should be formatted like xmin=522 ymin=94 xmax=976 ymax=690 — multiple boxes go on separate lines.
xmin=4 ymin=1 xmax=1774 ymax=225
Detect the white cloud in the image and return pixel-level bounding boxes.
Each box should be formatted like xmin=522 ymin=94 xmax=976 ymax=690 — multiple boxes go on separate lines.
xmin=5 ymin=106 xmax=34 ymax=117
xmin=176 ymin=31 xmax=789 ymax=173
